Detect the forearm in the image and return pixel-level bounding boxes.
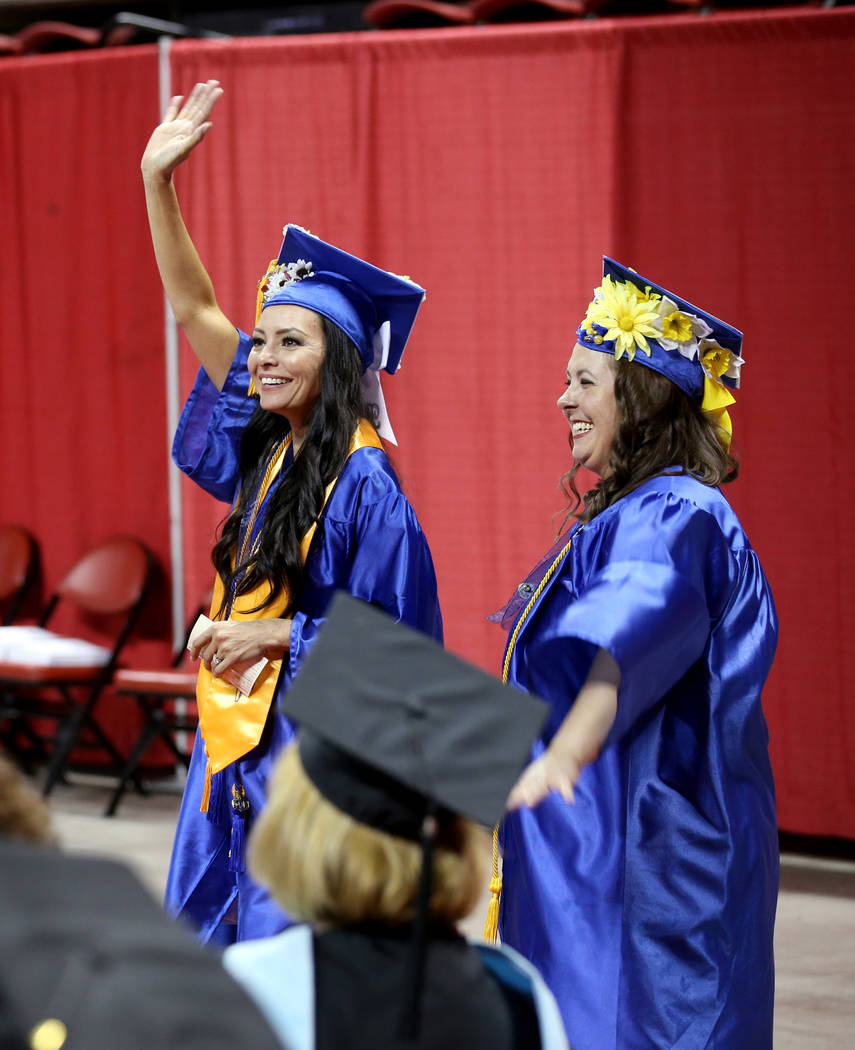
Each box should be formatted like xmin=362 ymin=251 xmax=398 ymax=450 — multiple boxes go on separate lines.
xmin=142 ymin=173 xmax=236 ymax=390
xmin=143 ymin=174 xmax=216 ymax=321
xmin=549 ymin=647 xmax=619 ymax=769
xmin=507 ymin=647 xmax=620 ymax=810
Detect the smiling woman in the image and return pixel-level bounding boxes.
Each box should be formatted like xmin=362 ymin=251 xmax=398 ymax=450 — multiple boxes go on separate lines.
xmin=249 ymin=307 xmax=326 ymax=448
xmin=496 ymin=257 xmax=778 ymax=1050
xmin=141 ymin=80 xmax=442 ymax=946
xmin=557 ymin=343 xmax=617 ymax=479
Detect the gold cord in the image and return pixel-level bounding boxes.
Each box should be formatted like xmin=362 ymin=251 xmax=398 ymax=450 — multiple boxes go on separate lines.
xmin=483 ymin=534 xmax=575 ymax=942
xmin=236 ymin=435 xmax=292 ymax=571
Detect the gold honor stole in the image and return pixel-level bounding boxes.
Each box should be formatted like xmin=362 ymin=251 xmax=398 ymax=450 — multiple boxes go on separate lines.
xmin=197 ymin=418 xmax=383 ymax=811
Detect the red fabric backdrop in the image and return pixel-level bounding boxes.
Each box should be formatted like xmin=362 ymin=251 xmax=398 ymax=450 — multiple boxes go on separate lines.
xmin=1 ymin=6 xmax=854 ymax=833
xmin=0 ymin=48 xmax=171 ymax=750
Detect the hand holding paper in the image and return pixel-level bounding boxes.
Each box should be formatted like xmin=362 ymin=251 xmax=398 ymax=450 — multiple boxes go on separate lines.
xmin=187 ymin=614 xmax=279 ymax=696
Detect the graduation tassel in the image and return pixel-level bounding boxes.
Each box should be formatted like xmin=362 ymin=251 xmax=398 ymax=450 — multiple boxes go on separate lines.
xmin=483 ymin=823 xmax=502 ymax=943
xmin=200 ymin=758 xmax=213 ymax=813
xmin=207 ymin=769 xmax=227 ymax=825
xmin=248 ymin=260 xmax=279 ymax=397
xmin=228 ymin=783 xmax=250 ymax=873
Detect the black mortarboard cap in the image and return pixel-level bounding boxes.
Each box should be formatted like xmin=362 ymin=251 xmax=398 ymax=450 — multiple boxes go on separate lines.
xmin=280 ymin=592 xmax=548 ymax=833
xmin=0 ymin=840 xmax=282 ymax=1050
xmin=280 ymin=593 xmax=548 ymax=1040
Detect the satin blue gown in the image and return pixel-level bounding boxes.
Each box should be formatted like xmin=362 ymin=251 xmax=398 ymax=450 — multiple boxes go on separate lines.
xmin=499 ymin=472 xmax=778 ymax=1050
xmin=164 ymin=334 xmax=443 ymax=944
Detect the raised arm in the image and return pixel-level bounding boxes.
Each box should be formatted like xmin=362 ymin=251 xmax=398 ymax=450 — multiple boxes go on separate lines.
xmin=141 ymin=80 xmax=238 ymax=390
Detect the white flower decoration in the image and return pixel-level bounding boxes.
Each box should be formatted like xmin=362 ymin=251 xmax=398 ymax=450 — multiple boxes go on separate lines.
xmin=262 ymin=259 xmax=315 ymax=303
xmin=655 ymin=295 xmax=713 ymax=358
xmin=698 ymin=337 xmax=744 ymax=388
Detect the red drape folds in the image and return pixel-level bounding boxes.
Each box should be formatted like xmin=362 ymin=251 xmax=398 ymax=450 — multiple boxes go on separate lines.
xmin=1 ymin=7 xmax=854 ymax=833
xmin=0 ymin=48 xmax=171 ymax=748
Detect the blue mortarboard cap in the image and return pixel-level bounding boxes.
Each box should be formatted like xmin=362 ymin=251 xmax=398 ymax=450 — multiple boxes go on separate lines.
xmin=576 ymin=257 xmax=744 ymax=400
xmin=259 ymin=225 xmax=426 ymax=376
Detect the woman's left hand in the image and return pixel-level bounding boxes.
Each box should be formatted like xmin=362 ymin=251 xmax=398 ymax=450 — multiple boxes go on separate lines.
xmin=191 ymin=619 xmax=293 ymax=677
xmin=506 ymin=747 xmax=581 ymax=811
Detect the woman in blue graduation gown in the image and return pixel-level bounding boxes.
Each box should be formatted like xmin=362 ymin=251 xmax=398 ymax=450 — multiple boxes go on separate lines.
xmin=141 ymin=81 xmax=442 ymax=944
xmin=497 ymin=258 xmax=778 ymax=1050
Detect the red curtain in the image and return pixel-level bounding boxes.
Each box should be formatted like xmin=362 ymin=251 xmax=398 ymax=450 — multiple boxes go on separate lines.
xmin=0 ymin=48 xmax=171 ymax=748
xmin=2 ymin=6 xmax=854 ymax=833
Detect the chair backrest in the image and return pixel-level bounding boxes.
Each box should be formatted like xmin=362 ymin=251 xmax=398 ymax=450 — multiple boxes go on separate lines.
xmin=54 ymin=537 xmax=153 ymax=617
xmin=0 ymin=525 xmax=39 ymax=625
xmin=37 ymin=536 xmax=156 ymax=674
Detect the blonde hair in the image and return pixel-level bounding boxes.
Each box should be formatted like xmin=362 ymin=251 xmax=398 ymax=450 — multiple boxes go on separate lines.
xmin=249 ymin=743 xmax=486 ymax=927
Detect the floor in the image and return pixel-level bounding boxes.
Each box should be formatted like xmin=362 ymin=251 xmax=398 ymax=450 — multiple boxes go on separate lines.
xmin=41 ymin=774 xmax=855 ymax=1049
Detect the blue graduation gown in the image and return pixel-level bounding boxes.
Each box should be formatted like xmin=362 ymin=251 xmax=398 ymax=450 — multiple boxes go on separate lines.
xmin=164 ymin=334 xmax=443 ymax=944
xmin=499 ymin=473 xmax=778 ymax=1050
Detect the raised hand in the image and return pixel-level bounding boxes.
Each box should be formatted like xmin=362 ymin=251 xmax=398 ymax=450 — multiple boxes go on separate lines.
xmin=141 ymin=79 xmax=223 ymax=183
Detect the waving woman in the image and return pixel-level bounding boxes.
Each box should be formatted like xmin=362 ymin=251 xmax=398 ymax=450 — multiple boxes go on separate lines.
xmin=141 ymin=81 xmax=442 ymax=945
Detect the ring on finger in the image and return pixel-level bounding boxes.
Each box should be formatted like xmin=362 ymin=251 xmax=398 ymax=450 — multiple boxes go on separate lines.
xmin=213 ymin=653 xmax=222 ymax=665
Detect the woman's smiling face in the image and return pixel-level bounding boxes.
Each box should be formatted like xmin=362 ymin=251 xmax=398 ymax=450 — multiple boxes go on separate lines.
xmin=248 ymin=304 xmax=326 ymax=435
xmin=557 ymin=342 xmax=618 ymax=478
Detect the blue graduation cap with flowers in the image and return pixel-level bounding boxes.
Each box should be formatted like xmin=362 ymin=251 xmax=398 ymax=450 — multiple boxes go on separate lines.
xmin=252 ymin=225 xmax=426 ymax=443
xmin=576 ymin=258 xmax=744 ymax=449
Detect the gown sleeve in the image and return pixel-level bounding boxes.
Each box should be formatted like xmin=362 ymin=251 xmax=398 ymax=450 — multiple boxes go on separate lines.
xmin=171 ymin=330 xmax=256 ymax=503
xmin=535 ymin=487 xmax=736 ymax=744
xmin=288 ymin=452 xmax=443 ymax=677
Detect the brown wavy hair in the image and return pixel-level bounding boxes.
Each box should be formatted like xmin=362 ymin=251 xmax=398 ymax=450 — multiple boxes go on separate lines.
xmin=562 ymin=357 xmax=739 ymax=525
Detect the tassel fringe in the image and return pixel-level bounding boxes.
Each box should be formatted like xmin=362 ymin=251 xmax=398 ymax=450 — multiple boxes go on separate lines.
xmin=200 ymin=759 xmax=212 ymax=814
xmin=248 ymin=260 xmax=279 ymax=397
xmin=482 ymin=823 xmax=502 ymax=943
xmin=228 ymin=809 xmax=246 ymax=873
xmin=207 ymin=769 xmax=227 ymax=825
xmin=483 ymin=875 xmax=502 ymax=943
xmin=228 ymin=783 xmax=249 ymax=873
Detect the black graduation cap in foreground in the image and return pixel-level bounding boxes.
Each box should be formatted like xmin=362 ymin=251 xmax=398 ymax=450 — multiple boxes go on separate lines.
xmin=281 ymin=591 xmax=548 ymax=835
xmin=281 ymin=593 xmax=548 ymax=1039
xmin=0 ymin=839 xmax=282 ymax=1050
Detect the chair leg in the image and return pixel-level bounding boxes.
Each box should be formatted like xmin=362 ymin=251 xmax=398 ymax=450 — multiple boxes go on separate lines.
xmin=0 ymin=716 xmax=48 ymax=773
xmin=42 ymin=704 xmax=88 ymax=796
xmin=160 ymin=722 xmax=195 ymax=768
xmin=104 ymin=716 xmax=162 ymax=817
xmin=42 ymin=685 xmax=133 ymax=797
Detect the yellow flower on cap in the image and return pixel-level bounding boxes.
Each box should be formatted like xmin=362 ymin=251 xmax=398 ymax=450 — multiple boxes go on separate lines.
xmin=661 ymin=310 xmax=695 ymax=345
xmin=585 ymin=276 xmax=662 ymax=360
xmin=699 ymin=338 xmax=743 ymax=386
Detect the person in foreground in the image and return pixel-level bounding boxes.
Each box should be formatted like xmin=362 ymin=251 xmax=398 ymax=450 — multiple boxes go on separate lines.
xmin=495 ymin=258 xmax=778 ymax=1050
xmin=223 ymin=593 xmax=569 ymax=1050
xmin=141 ymin=81 xmax=442 ymax=945
xmin=0 ymin=757 xmax=281 ymax=1050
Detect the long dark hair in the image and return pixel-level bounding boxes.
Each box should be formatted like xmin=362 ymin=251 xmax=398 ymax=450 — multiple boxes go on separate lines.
xmin=562 ymin=358 xmax=738 ymax=525
xmin=212 ymin=316 xmax=371 ymax=617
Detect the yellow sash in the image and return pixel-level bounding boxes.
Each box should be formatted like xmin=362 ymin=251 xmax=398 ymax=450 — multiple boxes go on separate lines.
xmin=197 ymin=419 xmax=383 ymax=809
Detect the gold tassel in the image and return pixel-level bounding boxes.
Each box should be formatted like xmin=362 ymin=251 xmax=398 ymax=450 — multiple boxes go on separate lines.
xmin=248 ymin=260 xmax=280 ymax=398
xmin=483 ymin=875 xmax=502 ymax=943
xmin=482 ymin=823 xmax=502 ymax=943
xmin=200 ymin=758 xmax=212 ymax=813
